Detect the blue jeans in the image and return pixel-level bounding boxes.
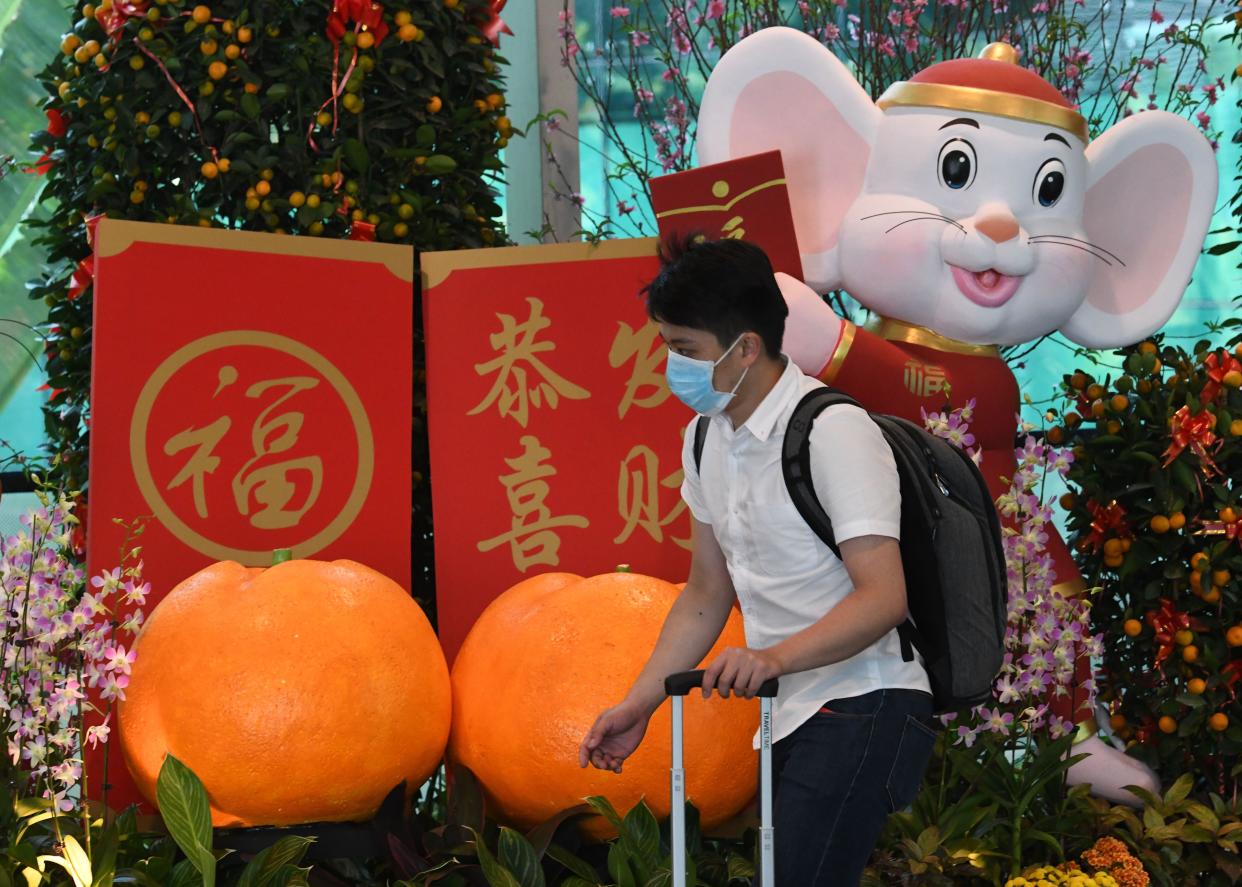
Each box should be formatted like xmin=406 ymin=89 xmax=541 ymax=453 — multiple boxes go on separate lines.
xmin=766 ymin=688 xmax=937 ymax=886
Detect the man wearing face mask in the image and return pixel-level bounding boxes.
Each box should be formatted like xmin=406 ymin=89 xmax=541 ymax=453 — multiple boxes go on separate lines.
xmin=578 ymin=234 xmax=936 ymax=886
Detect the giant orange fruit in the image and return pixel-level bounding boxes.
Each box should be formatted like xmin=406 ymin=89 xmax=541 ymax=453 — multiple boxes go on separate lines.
xmin=118 ymin=557 xmax=450 ymax=827
xmin=449 ymin=570 xmax=759 ymax=839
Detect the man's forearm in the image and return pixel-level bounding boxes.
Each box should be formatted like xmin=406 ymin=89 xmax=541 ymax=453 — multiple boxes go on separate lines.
xmin=770 ymin=583 xmax=906 ymax=676
xmin=624 ymin=584 xmax=733 ymax=716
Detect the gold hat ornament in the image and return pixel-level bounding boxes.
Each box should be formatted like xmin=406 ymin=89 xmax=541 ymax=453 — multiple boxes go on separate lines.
xmin=877 ymin=42 xmax=1089 ymax=143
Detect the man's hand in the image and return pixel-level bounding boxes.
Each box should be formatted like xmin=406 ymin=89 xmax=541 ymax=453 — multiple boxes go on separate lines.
xmin=579 ymin=699 xmax=651 ymax=774
xmin=700 ymin=646 xmax=783 ymax=699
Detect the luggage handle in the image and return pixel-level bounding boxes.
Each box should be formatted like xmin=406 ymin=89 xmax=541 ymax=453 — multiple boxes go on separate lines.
xmin=666 ymin=670 xmax=776 ymax=887
xmin=664 ymin=669 xmax=779 ymax=698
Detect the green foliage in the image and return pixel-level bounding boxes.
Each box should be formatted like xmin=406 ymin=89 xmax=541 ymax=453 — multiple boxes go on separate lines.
xmin=23 ymin=0 xmax=510 ymax=608
xmin=864 ymin=731 xmax=1242 ymax=885
xmin=1083 ymin=773 xmax=1242 ymax=886
xmin=378 ymin=764 xmax=755 ymax=887
xmin=4 ymin=750 xmax=1235 ymax=886
xmin=156 ymin=755 xmax=218 ymax=887
xmin=864 ymin=731 xmax=1092 ymax=884
xmin=2 ymin=756 xmax=313 ymax=887
xmin=425 ymin=794 xmax=755 ymax=887
xmin=1055 ymin=331 xmax=1242 ymax=793
xmin=0 ymin=0 xmax=64 ymax=414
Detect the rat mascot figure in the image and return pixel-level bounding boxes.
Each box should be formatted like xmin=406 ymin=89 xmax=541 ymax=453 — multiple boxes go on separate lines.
xmin=696 ymin=29 xmax=1217 ymax=805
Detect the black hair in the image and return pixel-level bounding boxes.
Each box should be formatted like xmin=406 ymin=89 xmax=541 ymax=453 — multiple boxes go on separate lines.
xmin=641 ymin=232 xmax=788 ymax=359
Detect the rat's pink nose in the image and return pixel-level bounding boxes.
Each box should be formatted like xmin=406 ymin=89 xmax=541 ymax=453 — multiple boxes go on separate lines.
xmin=975 ymin=214 xmax=1020 ymax=243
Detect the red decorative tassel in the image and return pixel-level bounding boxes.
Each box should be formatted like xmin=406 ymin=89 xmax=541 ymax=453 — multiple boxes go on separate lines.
xmin=348 ymin=221 xmax=376 ymax=241
xmin=480 ymin=0 xmax=513 ymax=46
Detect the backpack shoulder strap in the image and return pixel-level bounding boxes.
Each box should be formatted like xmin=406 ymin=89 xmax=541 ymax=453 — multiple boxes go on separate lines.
xmin=692 ymin=415 xmax=710 ymax=475
xmin=786 ymin=390 xmax=924 ymax=665
xmin=782 ymin=387 xmax=864 ymax=560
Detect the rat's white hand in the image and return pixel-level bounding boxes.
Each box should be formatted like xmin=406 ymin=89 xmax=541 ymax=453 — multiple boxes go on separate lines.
xmin=776 ymin=272 xmax=844 ymax=377
xmin=1066 ymin=734 xmax=1161 ymax=809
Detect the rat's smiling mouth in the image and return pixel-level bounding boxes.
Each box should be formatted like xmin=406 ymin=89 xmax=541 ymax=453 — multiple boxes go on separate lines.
xmin=949 ymin=264 xmax=1023 ymax=308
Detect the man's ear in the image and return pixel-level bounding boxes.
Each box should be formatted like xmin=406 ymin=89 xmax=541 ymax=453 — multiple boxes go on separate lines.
xmin=699 ymin=27 xmax=880 ymax=292
xmin=744 ymin=331 xmax=767 ymax=364
xmin=1060 ymin=110 xmax=1217 ymax=348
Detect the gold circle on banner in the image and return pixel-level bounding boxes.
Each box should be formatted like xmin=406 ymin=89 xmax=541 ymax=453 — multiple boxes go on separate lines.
xmin=130 ymin=330 xmax=375 ymax=564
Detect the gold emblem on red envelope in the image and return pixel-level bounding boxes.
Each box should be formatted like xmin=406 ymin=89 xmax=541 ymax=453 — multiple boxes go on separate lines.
xmin=130 ymin=330 xmax=374 ymax=563
xmin=650 ymin=150 xmax=805 ymax=280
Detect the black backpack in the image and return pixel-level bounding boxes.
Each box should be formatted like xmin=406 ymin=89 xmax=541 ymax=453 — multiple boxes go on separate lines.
xmin=693 ymin=387 xmax=1007 ymax=716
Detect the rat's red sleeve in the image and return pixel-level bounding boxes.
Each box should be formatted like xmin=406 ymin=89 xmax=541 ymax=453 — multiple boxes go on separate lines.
xmin=816 ymin=321 xmax=946 ymax=418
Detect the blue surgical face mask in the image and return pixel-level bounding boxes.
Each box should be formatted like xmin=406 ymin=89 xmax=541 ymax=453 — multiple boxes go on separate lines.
xmin=665 ymin=334 xmax=749 ymax=417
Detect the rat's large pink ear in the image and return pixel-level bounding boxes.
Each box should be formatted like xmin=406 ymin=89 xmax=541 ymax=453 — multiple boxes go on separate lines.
xmin=1060 ymin=111 xmax=1218 ymax=348
xmin=698 ymin=27 xmax=879 ymax=292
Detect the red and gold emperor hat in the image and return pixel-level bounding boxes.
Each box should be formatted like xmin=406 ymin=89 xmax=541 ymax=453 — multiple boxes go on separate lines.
xmin=877 ymin=43 xmax=1089 ymax=143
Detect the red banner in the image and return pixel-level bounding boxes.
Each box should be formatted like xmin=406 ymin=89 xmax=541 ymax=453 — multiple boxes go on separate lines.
xmin=651 ymin=149 xmax=804 ymax=281
xmin=422 ymin=239 xmax=694 ymax=664
xmin=88 ymin=220 xmax=414 ymax=810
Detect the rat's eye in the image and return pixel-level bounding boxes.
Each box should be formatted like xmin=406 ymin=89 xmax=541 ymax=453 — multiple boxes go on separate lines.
xmin=937 ymin=139 xmax=976 ymax=190
xmin=1033 ymin=158 xmax=1066 ymax=207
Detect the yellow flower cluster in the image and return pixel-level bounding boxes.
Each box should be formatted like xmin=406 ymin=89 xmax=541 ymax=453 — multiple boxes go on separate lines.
xmin=1081 ymin=837 xmax=1149 ymax=887
xmin=1005 ymin=837 xmax=1150 ymax=887
xmin=1004 ymin=862 xmax=1120 ymax=887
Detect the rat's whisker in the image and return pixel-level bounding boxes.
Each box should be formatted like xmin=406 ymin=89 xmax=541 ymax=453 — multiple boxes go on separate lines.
xmin=885 ymin=216 xmax=967 ymax=234
xmin=1028 ymin=238 xmax=1114 ymax=266
xmin=861 ymin=209 xmax=946 ymax=219
xmin=1029 ymin=235 xmax=1125 ymax=266
xmin=862 ymin=209 xmax=966 ymax=232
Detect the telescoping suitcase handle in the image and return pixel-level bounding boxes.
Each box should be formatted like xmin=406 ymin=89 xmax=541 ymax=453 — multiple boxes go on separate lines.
xmin=663 ymin=669 xmax=779 ymax=698
xmin=664 ymin=670 xmax=778 ymax=887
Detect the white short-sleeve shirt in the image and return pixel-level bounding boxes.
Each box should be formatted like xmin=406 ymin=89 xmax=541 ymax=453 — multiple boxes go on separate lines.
xmin=681 ymin=356 xmax=931 ymax=748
